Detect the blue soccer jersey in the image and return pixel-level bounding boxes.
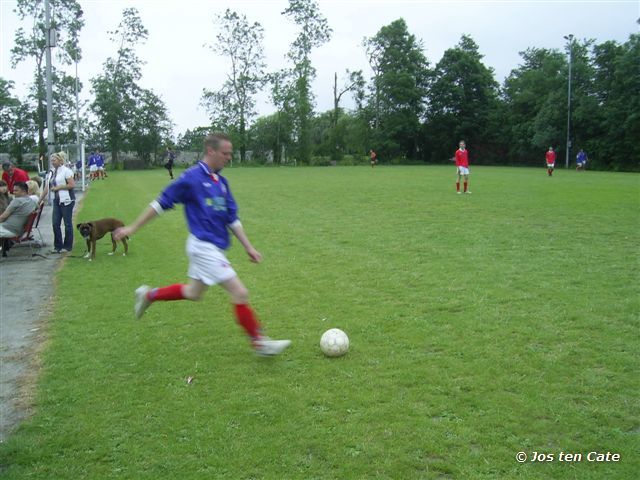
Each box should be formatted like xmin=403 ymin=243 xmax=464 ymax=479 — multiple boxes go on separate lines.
xmin=155 ymin=161 xmax=239 ymax=250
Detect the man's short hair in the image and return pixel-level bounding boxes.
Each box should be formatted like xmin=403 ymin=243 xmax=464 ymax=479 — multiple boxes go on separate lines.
xmin=2 ymin=162 xmax=12 ymax=171
xmin=13 ymin=181 xmax=28 ymax=193
xmin=204 ymin=132 xmax=231 ymax=151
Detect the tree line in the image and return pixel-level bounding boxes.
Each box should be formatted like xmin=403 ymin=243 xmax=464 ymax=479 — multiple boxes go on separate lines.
xmin=1 ymin=0 xmax=638 ymax=171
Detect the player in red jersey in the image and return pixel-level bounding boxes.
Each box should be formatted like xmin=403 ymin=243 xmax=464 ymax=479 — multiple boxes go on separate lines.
xmin=455 ymin=141 xmax=471 ymax=194
xmin=369 ymin=149 xmax=378 ymax=168
xmin=545 ymin=147 xmax=556 ymax=176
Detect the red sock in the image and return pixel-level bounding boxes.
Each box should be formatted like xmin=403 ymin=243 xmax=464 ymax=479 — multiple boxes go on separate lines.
xmin=234 ymin=304 xmax=262 ymax=339
xmin=456 ymin=182 xmax=460 ymax=192
xmin=148 ymin=284 xmax=186 ymax=301
xmin=464 ymin=182 xmax=468 ymax=192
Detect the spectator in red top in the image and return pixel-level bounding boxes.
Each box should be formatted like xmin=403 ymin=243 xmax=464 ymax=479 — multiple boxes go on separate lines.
xmin=545 ymin=147 xmax=556 ymax=177
xmin=455 ymin=140 xmax=471 ymax=194
xmin=2 ymin=162 xmax=30 ymax=194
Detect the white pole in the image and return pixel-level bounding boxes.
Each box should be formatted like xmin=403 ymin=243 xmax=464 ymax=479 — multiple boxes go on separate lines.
xmin=564 ymin=34 xmax=573 ymax=170
xmin=44 ymin=0 xmax=55 ymax=170
xmin=75 ymin=56 xmax=85 ymax=191
xmin=81 ymin=142 xmax=86 ymax=191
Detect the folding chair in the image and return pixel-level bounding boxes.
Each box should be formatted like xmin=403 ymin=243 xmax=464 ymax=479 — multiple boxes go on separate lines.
xmin=1 ymin=209 xmax=40 ymax=257
xmin=31 ymin=201 xmax=45 ymax=246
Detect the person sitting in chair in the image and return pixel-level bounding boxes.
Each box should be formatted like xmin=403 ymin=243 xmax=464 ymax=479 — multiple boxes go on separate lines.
xmin=0 ymin=182 xmax=37 ymax=256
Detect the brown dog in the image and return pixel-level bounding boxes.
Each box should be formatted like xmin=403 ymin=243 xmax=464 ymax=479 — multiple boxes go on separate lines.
xmin=76 ymin=218 xmax=129 ymax=261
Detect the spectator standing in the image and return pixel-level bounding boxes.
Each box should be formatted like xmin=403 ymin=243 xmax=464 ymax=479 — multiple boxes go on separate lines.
xmin=40 ymin=152 xmax=76 ymax=254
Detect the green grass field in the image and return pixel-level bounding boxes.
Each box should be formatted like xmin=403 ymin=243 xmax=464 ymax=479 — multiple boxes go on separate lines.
xmin=1 ymin=166 xmax=638 ymax=479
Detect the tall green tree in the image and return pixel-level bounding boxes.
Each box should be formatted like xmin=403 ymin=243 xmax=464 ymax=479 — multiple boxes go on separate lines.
xmin=501 ymin=47 xmax=566 ymax=164
xmin=90 ymin=7 xmax=148 ymax=166
xmin=266 ymin=70 xmax=296 ymax=163
xmin=246 ymin=113 xmax=284 ymax=163
xmin=0 ymin=78 xmax=36 ymax=161
xmin=202 ymin=9 xmax=266 ymax=162
xmin=177 ymin=127 xmax=212 ymax=152
xmin=590 ymin=34 xmax=640 ymax=170
xmin=0 ymin=79 xmax=21 ymax=150
xmin=364 ymin=18 xmax=429 ymax=160
xmin=282 ymin=0 xmax=332 ymax=164
xmin=425 ymin=35 xmax=499 ymax=163
xmin=49 ymin=66 xmax=82 ymax=144
xmin=129 ymin=88 xmax=172 ymax=165
xmin=11 ymin=0 xmax=84 ymax=156
xmin=330 ymin=70 xmax=365 ymax=159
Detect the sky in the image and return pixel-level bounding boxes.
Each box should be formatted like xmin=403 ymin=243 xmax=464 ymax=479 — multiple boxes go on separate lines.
xmin=1 ymin=0 xmax=638 ymax=138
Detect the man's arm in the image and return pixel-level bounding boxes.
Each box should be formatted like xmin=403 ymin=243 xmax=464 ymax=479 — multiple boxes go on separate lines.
xmin=113 ymin=204 xmax=160 ymax=241
xmin=0 ymin=202 xmax=14 ymax=223
xmin=229 ymin=220 xmax=262 ymax=263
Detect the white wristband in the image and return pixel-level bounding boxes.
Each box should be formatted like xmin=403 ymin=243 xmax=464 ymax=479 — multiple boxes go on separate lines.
xmin=150 ymin=200 xmax=164 ymax=215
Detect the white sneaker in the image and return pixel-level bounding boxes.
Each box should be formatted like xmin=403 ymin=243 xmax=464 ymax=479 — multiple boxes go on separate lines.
xmin=253 ymin=337 xmax=291 ymax=356
xmin=465 ymin=191 xmax=472 ymax=194
xmin=134 ymin=285 xmax=151 ymax=319
xmin=457 ymin=191 xmax=462 ymax=195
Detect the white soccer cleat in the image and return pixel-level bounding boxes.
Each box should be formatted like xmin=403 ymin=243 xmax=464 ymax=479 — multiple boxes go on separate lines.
xmin=253 ymin=337 xmax=291 ymax=356
xmin=465 ymin=191 xmax=472 ymax=194
xmin=134 ymin=285 xmax=151 ymax=319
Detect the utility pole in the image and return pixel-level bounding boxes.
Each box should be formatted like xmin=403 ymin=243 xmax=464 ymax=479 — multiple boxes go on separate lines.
xmin=75 ymin=54 xmax=85 ymax=191
xmin=564 ymin=34 xmax=574 ymax=169
xmin=44 ymin=0 xmax=56 ymax=171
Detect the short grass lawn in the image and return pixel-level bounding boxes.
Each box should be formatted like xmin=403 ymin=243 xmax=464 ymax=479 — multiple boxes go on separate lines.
xmin=1 ymin=165 xmax=638 ymax=479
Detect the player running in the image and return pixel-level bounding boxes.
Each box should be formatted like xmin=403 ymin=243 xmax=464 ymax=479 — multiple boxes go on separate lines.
xmin=87 ymin=152 xmax=98 ymax=181
xmin=96 ymin=152 xmax=107 ymax=179
xmin=114 ymin=132 xmax=291 ymax=356
xmin=576 ymin=149 xmax=588 ymax=171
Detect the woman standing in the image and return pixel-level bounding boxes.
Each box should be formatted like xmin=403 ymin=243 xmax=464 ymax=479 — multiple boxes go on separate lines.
xmin=40 ymin=151 xmax=76 ymax=253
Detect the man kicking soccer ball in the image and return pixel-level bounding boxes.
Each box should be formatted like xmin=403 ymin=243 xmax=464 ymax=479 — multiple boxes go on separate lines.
xmin=114 ymin=132 xmax=291 ymax=356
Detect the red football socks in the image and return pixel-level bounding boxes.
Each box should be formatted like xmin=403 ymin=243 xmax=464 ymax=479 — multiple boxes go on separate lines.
xmin=464 ymin=182 xmax=468 ymax=192
xmin=456 ymin=182 xmax=460 ymax=192
xmin=234 ymin=304 xmax=262 ymax=339
xmin=148 ymin=284 xmax=186 ymax=301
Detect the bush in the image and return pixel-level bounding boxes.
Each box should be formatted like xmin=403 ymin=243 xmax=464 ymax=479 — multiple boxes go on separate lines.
xmin=340 ymin=155 xmax=369 ymax=166
xmin=309 ymin=156 xmax=332 ymax=167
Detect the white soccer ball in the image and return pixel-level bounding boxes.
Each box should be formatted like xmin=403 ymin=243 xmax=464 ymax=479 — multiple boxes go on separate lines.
xmin=320 ymin=328 xmax=349 ymax=357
